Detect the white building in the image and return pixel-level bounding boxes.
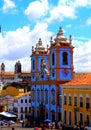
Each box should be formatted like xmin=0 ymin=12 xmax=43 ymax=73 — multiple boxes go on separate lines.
xmin=0 ymin=81 xmax=4 ymax=94
xmin=13 ymin=91 xmax=31 ymax=121
xmin=7 ymin=96 xmax=15 ymax=112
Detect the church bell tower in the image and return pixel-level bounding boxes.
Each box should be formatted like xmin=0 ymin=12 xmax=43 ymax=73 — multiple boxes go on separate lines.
xmin=49 ymin=27 xmax=74 ymax=82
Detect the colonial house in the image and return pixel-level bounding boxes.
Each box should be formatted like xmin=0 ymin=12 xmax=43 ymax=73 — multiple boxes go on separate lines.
xmin=62 ymin=73 xmax=91 ymax=127
xmin=13 ymin=91 xmax=31 ymax=120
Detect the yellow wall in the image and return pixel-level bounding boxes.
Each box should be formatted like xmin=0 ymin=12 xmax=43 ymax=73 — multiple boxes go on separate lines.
xmin=19 ymin=88 xmax=24 ymax=93
xmin=62 ymin=85 xmax=91 ymax=127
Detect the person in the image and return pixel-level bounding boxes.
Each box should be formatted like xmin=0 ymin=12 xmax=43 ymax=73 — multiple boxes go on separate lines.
xmin=34 ymin=127 xmax=39 ymax=130
xmin=0 ymin=121 xmax=3 ymax=126
xmin=8 ymin=122 xmax=10 ymax=127
xmin=48 ymin=122 xmax=51 ymax=129
xmin=52 ymin=122 xmax=55 ymax=130
xmin=57 ymin=121 xmax=63 ymax=130
xmin=22 ymin=120 xmax=24 ymax=127
xmin=73 ymin=125 xmax=80 ymax=130
xmin=59 ymin=124 xmax=62 ymax=130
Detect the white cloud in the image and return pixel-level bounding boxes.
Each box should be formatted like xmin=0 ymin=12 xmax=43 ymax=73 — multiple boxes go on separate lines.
xmin=45 ymin=0 xmax=91 ymax=23
xmin=58 ymin=0 xmax=91 ymax=8
xmin=0 ymin=34 xmax=9 ymax=57
xmin=86 ymin=17 xmax=91 ymax=26
xmin=0 ymin=23 xmax=52 ymax=71
xmin=73 ymin=0 xmax=91 ymax=7
xmin=2 ymin=0 xmax=16 ymax=12
xmin=23 ymin=0 xmax=91 ymax=29
xmin=73 ymin=39 xmax=91 ymax=72
xmin=45 ymin=1 xmax=76 ymax=23
xmin=0 ymin=24 xmax=91 ymax=72
xmin=24 ymin=0 xmax=49 ymax=21
xmin=66 ymin=24 xmax=72 ymax=28
xmin=31 ymin=22 xmax=52 ymax=44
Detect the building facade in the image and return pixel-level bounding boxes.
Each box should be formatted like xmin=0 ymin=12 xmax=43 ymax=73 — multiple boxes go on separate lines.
xmin=30 ymin=27 xmax=74 ymax=122
xmin=13 ymin=91 xmax=31 ymax=120
xmin=62 ymin=73 xmax=91 ymax=127
xmin=0 ymin=61 xmax=31 ymax=85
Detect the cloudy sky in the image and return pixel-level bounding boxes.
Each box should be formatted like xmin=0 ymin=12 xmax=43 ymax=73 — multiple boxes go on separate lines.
xmin=0 ymin=0 xmax=91 ymax=72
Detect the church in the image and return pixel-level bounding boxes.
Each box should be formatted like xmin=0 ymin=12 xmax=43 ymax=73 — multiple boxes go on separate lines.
xmin=30 ymin=27 xmax=74 ymax=122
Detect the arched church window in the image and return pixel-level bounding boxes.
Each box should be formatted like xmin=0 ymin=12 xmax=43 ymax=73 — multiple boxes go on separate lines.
xmin=52 ymin=69 xmax=55 ymax=77
xmin=52 ymin=52 xmax=55 ymax=65
xmin=63 ymin=52 xmax=68 ymax=65
xmin=41 ymin=89 xmax=44 ymax=103
xmin=45 ymin=89 xmax=48 ymax=104
xmin=32 ymin=59 xmax=35 ymax=70
xmin=51 ymin=89 xmax=55 ymax=104
xmin=32 ymin=72 xmax=35 ymax=79
xmin=59 ymin=95 xmax=62 ymax=106
xmin=18 ymin=65 xmax=21 ymax=73
xmin=37 ymin=89 xmax=40 ymax=102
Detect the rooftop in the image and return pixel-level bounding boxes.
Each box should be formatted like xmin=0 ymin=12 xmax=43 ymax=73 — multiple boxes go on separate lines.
xmin=64 ymin=73 xmax=91 ymax=85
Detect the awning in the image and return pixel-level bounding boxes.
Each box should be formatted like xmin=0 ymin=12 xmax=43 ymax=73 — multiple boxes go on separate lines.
xmin=0 ymin=111 xmax=17 ymax=117
xmin=44 ymin=119 xmax=51 ymax=123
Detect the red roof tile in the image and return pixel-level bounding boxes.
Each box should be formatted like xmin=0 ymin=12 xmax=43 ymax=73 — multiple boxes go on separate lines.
xmin=64 ymin=73 xmax=91 ymax=85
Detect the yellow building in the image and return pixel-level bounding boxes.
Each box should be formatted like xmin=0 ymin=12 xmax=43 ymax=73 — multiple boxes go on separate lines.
xmin=0 ymin=86 xmax=25 ymax=111
xmin=62 ymin=73 xmax=91 ymax=128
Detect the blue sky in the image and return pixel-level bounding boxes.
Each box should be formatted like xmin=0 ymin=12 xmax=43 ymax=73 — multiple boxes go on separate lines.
xmin=0 ymin=0 xmax=91 ymax=72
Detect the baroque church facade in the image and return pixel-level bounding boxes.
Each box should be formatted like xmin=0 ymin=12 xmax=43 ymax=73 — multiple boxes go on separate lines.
xmin=30 ymin=27 xmax=74 ymax=122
